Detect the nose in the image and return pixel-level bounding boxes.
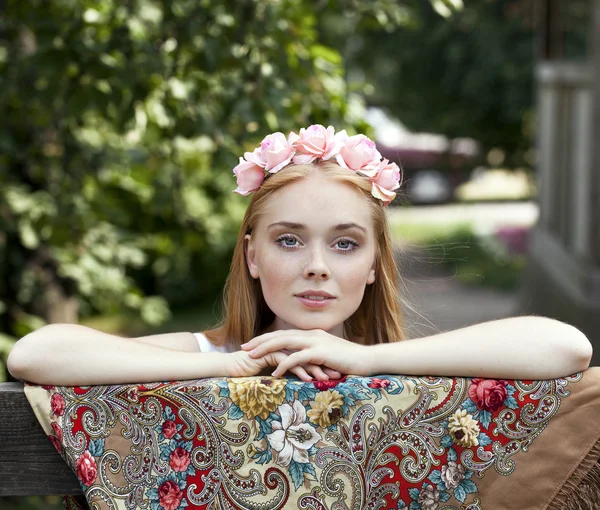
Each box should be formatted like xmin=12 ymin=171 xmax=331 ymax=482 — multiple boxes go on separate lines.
xmin=303 ymin=245 xmax=330 ymax=280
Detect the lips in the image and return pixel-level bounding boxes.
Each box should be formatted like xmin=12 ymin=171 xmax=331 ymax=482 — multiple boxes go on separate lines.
xmin=296 ymin=295 xmax=332 ymax=301
xmin=294 ymin=291 xmax=336 ymax=309
xmin=294 ymin=291 xmax=335 ymax=300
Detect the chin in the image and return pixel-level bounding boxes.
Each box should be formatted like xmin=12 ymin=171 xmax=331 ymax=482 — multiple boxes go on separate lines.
xmin=279 ymin=314 xmax=341 ymax=332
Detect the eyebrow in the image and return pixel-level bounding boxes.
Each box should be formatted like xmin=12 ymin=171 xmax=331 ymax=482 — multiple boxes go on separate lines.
xmin=267 ymin=221 xmax=367 ymax=234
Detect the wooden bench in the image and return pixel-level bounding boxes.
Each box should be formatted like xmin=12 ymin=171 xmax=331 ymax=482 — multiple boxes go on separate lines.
xmin=0 ymin=382 xmax=81 ymax=496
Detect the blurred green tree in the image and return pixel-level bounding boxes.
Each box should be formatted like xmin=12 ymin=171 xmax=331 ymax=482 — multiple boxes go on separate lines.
xmin=320 ymin=0 xmax=591 ymax=167
xmin=319 ymin=0 xmax=536 ymax=166
xmin=0 ymin=0 xmax=407 ymax=380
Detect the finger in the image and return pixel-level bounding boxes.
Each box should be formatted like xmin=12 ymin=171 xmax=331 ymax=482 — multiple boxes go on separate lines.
xmin=288 ymin=366 xmax=313 ymax=382
xmin=324 ymin=368 xmax=343 ymax=379
xmin=268 ymin=351 xmax=312 ymax=381
xmin=247 ymin=337 xmax=312 ymax=358
xmin=272 ymin=350 xmax=321 ymax=378
xmin=240 ymin=330 xmax=288 ymax=350
xmin=241 ymin=329 xmax=320 ymax=350
xmin=305 ymin=364 xmax=329 ymax=381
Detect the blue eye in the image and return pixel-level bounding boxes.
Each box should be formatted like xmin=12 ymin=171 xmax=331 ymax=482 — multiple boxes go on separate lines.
xmin=275 ymin=235 xmax=299 ymax=249
xmin=335 ymin=238 xmax=359 ymax=253
xmin=274 ymin=234 xmax=359 ymax=253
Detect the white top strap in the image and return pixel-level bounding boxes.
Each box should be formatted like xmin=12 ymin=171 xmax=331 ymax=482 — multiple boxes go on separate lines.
xmin=193 ymin=332 xmax=229 ymax=353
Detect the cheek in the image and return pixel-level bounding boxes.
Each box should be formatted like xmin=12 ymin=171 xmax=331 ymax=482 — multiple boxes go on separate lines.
xmin=338 ymin=254 xmax=375 ymax=289
xmin=257 ymin=251 xmax=299 ymax=292
xmin=342 ymin=269 xmax=372 ymax=295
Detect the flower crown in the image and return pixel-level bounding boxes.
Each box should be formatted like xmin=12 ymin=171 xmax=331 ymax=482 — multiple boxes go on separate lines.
xmin=233 ymin=124 xmax=401 ymax=206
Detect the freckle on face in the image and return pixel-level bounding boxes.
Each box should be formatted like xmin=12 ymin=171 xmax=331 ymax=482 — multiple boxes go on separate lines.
xmin=249 ymin=174 xmax=376 ymax=336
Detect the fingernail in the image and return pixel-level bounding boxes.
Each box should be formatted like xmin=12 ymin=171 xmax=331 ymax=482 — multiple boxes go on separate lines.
xmin=249 ymin=349 xmax=256 ymax=356
xmin=240 ymin=342 xmax=248 ymax=347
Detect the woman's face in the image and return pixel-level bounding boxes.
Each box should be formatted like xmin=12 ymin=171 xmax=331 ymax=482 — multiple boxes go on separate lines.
xmin=245 ymin=173 xmax=376 ymax=338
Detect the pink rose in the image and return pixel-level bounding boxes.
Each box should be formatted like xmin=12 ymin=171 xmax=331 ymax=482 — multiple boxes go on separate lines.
xmin=257 ymin=132 xmax=295 ymax=172
xmin=469 ymin=378 xmax=509 ymax=412
xmin=313 ymin=376 xmax=347 ymax=390
xmin=159 ymin=480 xmax=184 ymax=510
xmin=76 ymin=451 xmax=97 ymax=486
xmin=371 ymin=159 xmax=401 ymax=205
xmin=373 ymin=159 xmax=401 ymax=191
xmin=368 ymin=378 xmax=391 ymax=389
xmin=292 ymin=124 xmax=337 ymax=164
xmin=233 ymin=158 xmax=265 ymax=196
xmin=169 ymin=447 xmax=191 ymax=472
xmin=334 ymin=131 xmax=382 ymax=173
xmin=51 ymin=422 xmax=63 ymax=443
xmin=50 ymin=393 xmax=65 ymax=416
xmin=162 ymin=420 xmax=177 ymax=439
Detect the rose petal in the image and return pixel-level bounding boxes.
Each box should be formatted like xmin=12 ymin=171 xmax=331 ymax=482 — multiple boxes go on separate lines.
xmin=371 ymin=183 xmax=396 ymax=205
xmin=233 ymin=160 xmax=265 ymax=195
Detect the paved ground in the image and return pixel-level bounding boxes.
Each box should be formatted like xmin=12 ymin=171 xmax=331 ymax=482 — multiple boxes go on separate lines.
xmin=389 ymin=202 xmax=538 ymax=339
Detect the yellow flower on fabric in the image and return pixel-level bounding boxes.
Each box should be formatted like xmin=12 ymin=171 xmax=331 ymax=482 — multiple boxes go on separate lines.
xmin=448 ymin=409 xmax=480 ymax=448
xmin=306 ymin=390 xmax=344 ymax=428
xmin=228 ymin=377 xmax=287 ymax=420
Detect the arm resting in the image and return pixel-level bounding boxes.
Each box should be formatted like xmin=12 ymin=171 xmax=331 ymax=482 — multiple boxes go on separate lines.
xmin=368 ymin=316 xmax=593 ymax=379
xmin=7 ymin=324 xmax=228 ymax=385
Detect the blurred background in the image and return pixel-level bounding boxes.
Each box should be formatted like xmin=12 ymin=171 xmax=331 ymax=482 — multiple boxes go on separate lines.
xmin=0 ymin=0 xmax=598 ymax=506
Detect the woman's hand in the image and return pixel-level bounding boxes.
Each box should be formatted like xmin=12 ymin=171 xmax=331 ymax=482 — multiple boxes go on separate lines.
xmin=240 ymin=329 xmax=371 ymax=378
xmin=226 ymin=348 xmax=344 ymax=382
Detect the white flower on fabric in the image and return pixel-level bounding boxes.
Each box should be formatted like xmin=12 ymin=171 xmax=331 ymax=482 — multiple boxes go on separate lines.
xmin=418 ymin=484 xmax=440 ymax=510
xmin=266 ymin=400 xmax=321 ymax=467
xmin=441 ymin=460 xmax=466 ymax=489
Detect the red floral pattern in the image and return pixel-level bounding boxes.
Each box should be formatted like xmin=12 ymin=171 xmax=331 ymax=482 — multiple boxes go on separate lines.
xmin=50 ymin=392 xmax=65 ymax=416
xmin=468 ymin=378 xmax=509 ymax=412
xmin=162 ymin=419 xmax=177 ymax=439
xmin=159 ymin=480 xmax=184 ymax=510
xmin=368 ymin=377 xmax=391 ymax=389
xmin=76 ymin=451 xmax=97 ymax=487
xmin=313 ymin=376 xmax=347 ymax=390
xmin=169 ymin=447 xmax=191 ymax=472
xmin=26 ymin=373 xmax=584 ymax=509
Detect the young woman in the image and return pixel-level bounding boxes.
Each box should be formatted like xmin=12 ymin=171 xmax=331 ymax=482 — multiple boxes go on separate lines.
xmin=7 ymin=125 xmax=593 ymax=386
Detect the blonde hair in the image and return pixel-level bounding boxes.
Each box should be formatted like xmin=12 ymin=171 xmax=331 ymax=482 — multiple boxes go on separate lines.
xmin=204 ymin=161 xmax=406 ymax=349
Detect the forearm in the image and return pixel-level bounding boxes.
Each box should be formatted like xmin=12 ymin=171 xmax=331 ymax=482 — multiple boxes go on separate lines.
xmin=7 ymin=324 xmax=229 ymax=385
xmin=368 ymin=316 xmax=593 ymax=379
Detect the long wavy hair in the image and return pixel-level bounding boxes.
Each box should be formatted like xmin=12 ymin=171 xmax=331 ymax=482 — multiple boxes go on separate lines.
xmin=204 ymin=161 xmax=406 ymax=350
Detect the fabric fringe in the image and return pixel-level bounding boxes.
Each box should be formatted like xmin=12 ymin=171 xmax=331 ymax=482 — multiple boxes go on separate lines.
xmin=548 ymin=439 xmax=600 ymax=510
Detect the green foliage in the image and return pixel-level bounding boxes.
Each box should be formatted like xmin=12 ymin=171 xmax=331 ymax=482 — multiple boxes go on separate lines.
xmin=0 ymin=334 xmax=16 ymax=382
xmin=0 ymin=496 xmax=63 ymax=510
xmin=320 ymin=0 xmax=591 ymax=166
xmin=0 ymin=0 xmax=404 ymax=379
xmin=324 ymin=0 xmax=536 ymax=165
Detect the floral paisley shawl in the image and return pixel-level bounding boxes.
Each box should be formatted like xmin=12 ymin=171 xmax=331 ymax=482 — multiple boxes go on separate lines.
xmin=24 ymin=370 xmax=600 ymax=510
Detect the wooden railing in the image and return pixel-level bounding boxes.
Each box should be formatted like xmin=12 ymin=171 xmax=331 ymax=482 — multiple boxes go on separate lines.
xmin=0 ymin=382 xmax=81 ymax=496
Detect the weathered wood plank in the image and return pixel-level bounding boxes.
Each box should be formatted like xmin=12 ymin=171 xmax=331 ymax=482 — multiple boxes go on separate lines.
xmin=0 ymin=382 xmax=81 ymax=496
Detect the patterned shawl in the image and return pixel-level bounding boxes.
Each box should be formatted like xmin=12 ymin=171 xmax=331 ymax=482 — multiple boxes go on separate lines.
xmin=24 ymin=368 xmax=600 ymax=510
